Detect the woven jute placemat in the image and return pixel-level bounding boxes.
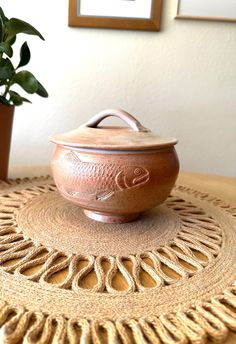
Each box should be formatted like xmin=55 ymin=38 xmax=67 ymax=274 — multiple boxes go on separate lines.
xmin=0 ymin=176 xmax=236 ymax=344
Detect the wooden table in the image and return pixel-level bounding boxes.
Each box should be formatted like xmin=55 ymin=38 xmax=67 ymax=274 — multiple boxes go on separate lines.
xmin=7 ymin=167 xmax=236 ymax=343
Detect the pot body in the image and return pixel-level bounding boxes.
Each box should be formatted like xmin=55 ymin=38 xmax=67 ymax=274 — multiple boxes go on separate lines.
xmin=0 ymin=104 xmax=15 ymax=181
xmin=51 ymin=145 xmax=179 ymax=223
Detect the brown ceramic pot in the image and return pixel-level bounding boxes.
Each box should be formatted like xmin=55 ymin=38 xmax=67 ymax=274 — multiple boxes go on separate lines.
xmin=0 ymin=104 xmax=15 ymax=181
xmin=50 ymin=109 xmax=179 ymax=223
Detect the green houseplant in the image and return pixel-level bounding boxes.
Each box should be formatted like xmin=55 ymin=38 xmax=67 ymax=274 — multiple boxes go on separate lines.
xmin=0 ymin=6 xmax=48 ymax=180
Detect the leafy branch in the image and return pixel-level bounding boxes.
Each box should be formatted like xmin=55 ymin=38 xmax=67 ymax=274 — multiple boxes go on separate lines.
xmin=0 ymin=6 xmax=48 ymax=106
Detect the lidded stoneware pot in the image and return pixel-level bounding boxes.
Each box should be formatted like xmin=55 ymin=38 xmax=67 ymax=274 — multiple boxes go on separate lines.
xmin=50 ymin=109 xmax=179 ymax=223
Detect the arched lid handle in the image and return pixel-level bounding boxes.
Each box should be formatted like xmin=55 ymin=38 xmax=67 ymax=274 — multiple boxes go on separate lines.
xmin=81 ymin=109 xmax=150 ymax=132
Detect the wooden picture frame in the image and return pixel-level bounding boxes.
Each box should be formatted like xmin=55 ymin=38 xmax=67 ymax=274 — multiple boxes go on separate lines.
xmin=69 ymin=0 xmax=162 ymax=31
xmin=176 ymin=0 xmax=236 ymax=23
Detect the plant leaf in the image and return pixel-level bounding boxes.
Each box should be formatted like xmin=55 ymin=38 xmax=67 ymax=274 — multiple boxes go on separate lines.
xmin=0 ymin=7 xmax=8 ymax=25
xmin=0 ymin=7 xmax=9 ymax=42
xmin=0 ymin=42 xmax=13 ymax=57
xmin=21 ymin=96 xmax=31 ymax=103
xmin=11 ymin=70 xmax=38 ymax=94
xmin=36 ymin=80 xmax=48 ymax=98
xmin=0 ymin=80 xmax=7 ymax=86
xmin=9 ymin=90 xmax=31 ymax=106
xmin=8 ymin=35 xmax=16 ymax=46
xmin=5 ymin=18 xmax=44 ymax=42
xmin=0 ymin=58 xmax=14 ymax=79
xmin=9 ymin=90 xmax=23 ymax=105
xmin=17 ymin=41 xmax=30 ymax=68
xmin=0 ymin=95 xmax=10 ymax=105
xmin=0 ymin=19 xmax=3 ymax=43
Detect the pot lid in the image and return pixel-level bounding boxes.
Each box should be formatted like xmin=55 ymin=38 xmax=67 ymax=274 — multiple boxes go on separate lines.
xmin=50 ymin=109 xmax=177 ymax=151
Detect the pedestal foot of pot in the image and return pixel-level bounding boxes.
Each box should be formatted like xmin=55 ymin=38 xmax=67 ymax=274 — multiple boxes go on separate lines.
xmin=83 ymin=209 xmax=140 ymax=223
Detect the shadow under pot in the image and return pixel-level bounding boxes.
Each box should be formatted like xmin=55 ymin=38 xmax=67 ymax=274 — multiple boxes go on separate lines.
xmin=50 ymin=109 xmax=179 ymax=223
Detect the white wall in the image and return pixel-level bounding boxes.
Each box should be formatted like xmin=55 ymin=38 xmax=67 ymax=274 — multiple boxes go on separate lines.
xmin=2 ymin=0 xmax=236 ymax=177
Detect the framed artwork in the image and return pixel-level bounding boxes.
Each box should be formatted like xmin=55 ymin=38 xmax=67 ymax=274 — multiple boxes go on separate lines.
xmin=176 ymin=0 xmax=236 ymax=23
xmin=68 ymin=0 xmax=162 ymax=31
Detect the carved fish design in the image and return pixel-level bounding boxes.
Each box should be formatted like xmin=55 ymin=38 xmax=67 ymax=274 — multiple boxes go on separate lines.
xmin=57 ymin=151 xmax=150 ymax=201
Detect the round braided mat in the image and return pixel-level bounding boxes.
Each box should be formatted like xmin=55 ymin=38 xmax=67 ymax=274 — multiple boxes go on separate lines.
xmin=0 ymin=175 xmax=236 ymax=344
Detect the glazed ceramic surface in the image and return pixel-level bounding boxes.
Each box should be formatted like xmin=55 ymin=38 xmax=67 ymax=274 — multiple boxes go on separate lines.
xmin=50 ymin=109 xmax=179 ymax=223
